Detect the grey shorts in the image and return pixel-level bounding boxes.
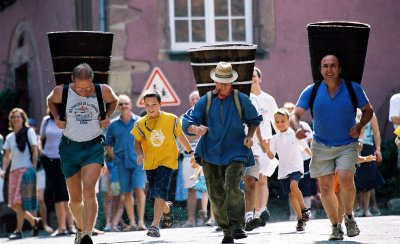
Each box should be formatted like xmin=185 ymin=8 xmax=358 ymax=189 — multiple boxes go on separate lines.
xmin=310 ymin=141 xmax=358 ymax=178
xmin=244 ymin=155 xmax=260 ymax=180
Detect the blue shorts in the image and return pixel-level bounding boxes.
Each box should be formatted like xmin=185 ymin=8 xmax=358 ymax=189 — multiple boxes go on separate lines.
xmin=280 ymin=171 xmax=303 ymax=195
xmin=116 ymin=164 xmax=146 ymax=193
xmin=146 ymin=166 xmax=173 ymax=200
xmin=59 ymin=135 xmax=105 ymax=178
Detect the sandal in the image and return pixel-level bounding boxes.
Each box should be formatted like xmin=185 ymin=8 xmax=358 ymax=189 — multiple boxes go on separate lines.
xmin=122 ymin=224 xmax=137 ymax=232
xmin=146 ymin=226 xmax=160 ymax=237
xmin=51 ymin=229 xmax=68 ymax=237
xmin=160 ymin=201 xmax=174 ymax=228
xmin=32 ymin=217 xmax=42 ymax=237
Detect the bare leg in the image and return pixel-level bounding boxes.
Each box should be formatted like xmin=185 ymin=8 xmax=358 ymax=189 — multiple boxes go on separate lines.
xmin=11 ymin=204 xmax=35 ymax=232
xmin=66 ymin=172 xmax=84 ymax=230
xmin=37 ymin=189 xmax=52 ymax=232
xmin=122 ymin=192 xmax=136 ymax=226
xmin=186 ymin=188 xmax=197 ymax=224
xmin=81 ymin=163 xmax=102 ymax=234
xmin=55 ymin=201 xmax=67 ymax=230
xmin=135 ymin=188 xmax=146 ymax=226
xmin=151 ymin=198 xmax=166 ymax=227
xmin=318 ymin=174 xmax=339 ymax=225
xmin=337 ymin=169 xmax=356 ymax=216
xmin=244 ymin=176 xmax=256 ymax=212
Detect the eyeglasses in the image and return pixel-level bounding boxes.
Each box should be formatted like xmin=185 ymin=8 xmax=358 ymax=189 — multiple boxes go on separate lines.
xmin=11 ymin=115 xmax=22 ymax=119
xmin=118 ymin=102 xmax=130 ymax=106
xmin=75 ymin=85 xmax=93 ymax=93
xmin=144 ymin=118 xmax=157 ymax=132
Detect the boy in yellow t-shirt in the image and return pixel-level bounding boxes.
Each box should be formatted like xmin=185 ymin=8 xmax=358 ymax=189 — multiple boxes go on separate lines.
xmin=131 ymin=89 xmax=194 ymax=238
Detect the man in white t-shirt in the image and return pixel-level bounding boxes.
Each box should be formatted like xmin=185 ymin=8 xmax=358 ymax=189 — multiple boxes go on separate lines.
xmin=389 ymin=93 xmax=400 ymax=169
xmin=244 ymin=67 xmax=279 ymax=231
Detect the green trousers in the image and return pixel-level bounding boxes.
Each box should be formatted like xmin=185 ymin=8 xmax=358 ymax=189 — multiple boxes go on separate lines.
xmin=202 ymin=160 xmax=245 ymax=236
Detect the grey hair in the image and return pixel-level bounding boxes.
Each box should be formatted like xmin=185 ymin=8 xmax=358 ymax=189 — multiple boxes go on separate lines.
xmin=188 ymin=90 xmax=199 ymax=101
xmin=72 ymin=63 xmax=94 ymax=80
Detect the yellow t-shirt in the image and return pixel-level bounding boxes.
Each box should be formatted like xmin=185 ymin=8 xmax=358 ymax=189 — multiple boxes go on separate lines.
xmin=131 ymin=112 xmax=182 ymax=170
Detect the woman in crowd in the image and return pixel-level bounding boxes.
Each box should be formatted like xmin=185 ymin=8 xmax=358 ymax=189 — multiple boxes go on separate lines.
xmin=0 ymin=108 xmax=41 ymax=240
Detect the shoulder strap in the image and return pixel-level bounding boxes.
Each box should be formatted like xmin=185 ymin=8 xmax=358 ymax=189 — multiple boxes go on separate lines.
xmin=309 ymin=81 xmax=322 ymax=118
xmin=173 ymin=117 xmax=178 ymax=139
xmin=233 ymin=89 xmax=242 ymax=120
xmin=344 ymin=80 xmax=358 ymax=115
xmin=25 ymin=128 xmax=33 ymax=160
xmin=59 ymin=84 xmax=69 ymax=121
xmin=205 ymin=91 xmax=213 ymax=121
xmin=95 ymin=83 xmax=106 ymax=120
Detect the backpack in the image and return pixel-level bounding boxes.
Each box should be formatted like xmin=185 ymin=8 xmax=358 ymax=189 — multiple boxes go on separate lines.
xmin=59 ymin=83 xmax=106 ymax=121
xmin=204 ymin=89 xmax=242 ymax=121
xmin=309 ymin=80 xmax=358 ymax=118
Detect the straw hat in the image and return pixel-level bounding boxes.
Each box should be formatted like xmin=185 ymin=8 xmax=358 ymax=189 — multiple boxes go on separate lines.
xmin=210 ymin=62 xmax=238 ymax=83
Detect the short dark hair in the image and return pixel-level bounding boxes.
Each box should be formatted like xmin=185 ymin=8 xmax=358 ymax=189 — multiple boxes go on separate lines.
xmin=72 ymin=63 xmax=94 ymax=80
xmin=320 ymin=54 xmax=341 ymax=68
xmin=142 ymin=89 xmax=162 ymax=103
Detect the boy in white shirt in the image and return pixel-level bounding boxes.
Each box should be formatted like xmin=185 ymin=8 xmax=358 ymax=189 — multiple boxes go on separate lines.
xmin=265 ymin=108 xmax=311 ymax=231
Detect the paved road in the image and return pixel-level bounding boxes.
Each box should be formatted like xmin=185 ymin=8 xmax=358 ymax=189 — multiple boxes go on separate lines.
xmin=1 ymin=215 xmax=399 ymax=243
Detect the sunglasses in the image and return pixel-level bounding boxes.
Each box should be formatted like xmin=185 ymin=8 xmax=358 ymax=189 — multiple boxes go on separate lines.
xmin=145 ymin=119 xmax=157 ymax=132
xmin=118 ymin=102 xmax=130 ymax=106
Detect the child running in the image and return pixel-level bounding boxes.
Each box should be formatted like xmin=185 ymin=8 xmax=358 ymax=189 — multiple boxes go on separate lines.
xmin=265 ymin=108 xmax=311 ymax=231
xmin=131 ymin=89 xmax=195 ymax=238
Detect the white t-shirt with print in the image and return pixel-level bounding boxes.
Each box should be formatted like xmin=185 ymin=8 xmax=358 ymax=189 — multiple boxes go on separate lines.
xmin=269 ymin=128 xmax=308 ymax=179
xmin=3 ymin=128 xmax=37 ymax=171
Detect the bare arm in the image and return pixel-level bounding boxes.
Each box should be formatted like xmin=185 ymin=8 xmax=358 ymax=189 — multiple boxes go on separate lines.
xmin=350 ymin=103 xmax=374 ymax=138
xmin=99 ymin=85 xmax=119 ymax=129
xmin=290 ymin=107 xmax=308 ymax=139
xmin=177 ymin=133 xmax=196 ymax=166
xmin=0 ymin=150 xmax=11 ymax=178
xmin=134 ymin=140 xmax=144 ymax=165
xmin=370 ymin=114 xmax=382 ymax=164
xmin=244 ymin=124 xmax=257 ymax=148
xmin=105 ymin=145 xmax=115 ymax=161
xmin=187 ymin=124 xmax=208 ymax=136
xmin=47 ymin=85 xmax=66 ymax=129
xmin=391 ymin=115 xmax=400 ymax=126
xmin=264 ymin=139 xmax=274 ymax=160
xmin=31 ymin=145 xmax=38 ymax=169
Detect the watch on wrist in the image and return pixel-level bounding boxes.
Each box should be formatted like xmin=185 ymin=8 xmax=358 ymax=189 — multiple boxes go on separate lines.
xmin=187 ymin=150 xmax=194 ymax=154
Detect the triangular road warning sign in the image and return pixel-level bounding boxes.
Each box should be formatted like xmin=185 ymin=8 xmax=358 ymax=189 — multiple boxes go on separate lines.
xmin=136 ymin=67 xmax=181 ymax=107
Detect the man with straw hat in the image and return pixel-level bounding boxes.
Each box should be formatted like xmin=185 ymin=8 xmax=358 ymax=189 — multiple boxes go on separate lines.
xmin=183 ymin=61 xmax=262 ymax=244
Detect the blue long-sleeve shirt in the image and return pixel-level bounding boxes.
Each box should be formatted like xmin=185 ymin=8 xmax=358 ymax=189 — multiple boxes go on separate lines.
xmin=182 ymin=91 xmax=262 ymax=166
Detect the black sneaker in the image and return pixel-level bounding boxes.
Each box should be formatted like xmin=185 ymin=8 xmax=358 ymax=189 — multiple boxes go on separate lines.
xmin=80 ymin=235 xmax=93 ymax=244
xmin=245 ymin=217 xmax=261 ymax=231
xmin=8 ymin=230 xmax=23 ymax=240
xmin=296 ymin=220 xmax=306 ymax=231
xmin=222 ymin=235 xmax=234 ymax=243
xmin=259 ymin=209 xmax=270 ymax=226
xmin=301 ymin=208 xmax=311 ymax=222
xmin=231 ymin=229 xmax=247 ymax=239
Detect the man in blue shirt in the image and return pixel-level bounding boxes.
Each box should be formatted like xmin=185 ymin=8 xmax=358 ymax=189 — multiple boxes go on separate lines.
xmin=290 ymin=55 xmax=373 ymax=241
xmin=183 ymin=62 xmax=262 ymax=244
xmin=105 ymin=94 xmax=147 ymax=231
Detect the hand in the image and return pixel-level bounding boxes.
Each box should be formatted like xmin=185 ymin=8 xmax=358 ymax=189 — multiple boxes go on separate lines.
xmin=0 ymin=170 xmax=5 ymax=179
xmin=99 ymin=116 xmax=111 ymax=129
xmin=195 ymin=125 xmax=208 ymax=136
xmin=101 ymin=166 xmax=108 ymax=175
xmin=190 ymin=155 xmax=198 ymax=168
xmin=190 ymin=175 xmax=196 ymax=181
xmin=349 ymin=123 xmax=362 ymax=138
xmin=365 ymin=154 xmax=377 ymax=162
xmin=260 ymin=139 xmax=268 ymax=153
xmin=137 ymin=153 xmax=145 ymax=165
xmin=55 ymin=117 xmax=66 ymax=129
xmin=244 ymin=136 xmax=253 ymax=148
xmin=295 ymin=128 xmax=309 ymax=139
